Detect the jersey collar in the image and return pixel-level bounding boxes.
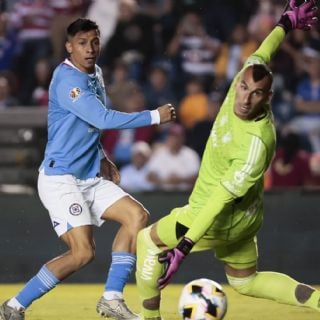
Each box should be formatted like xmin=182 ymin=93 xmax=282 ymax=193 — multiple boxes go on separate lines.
xmin=63 ymin=58 xmax=96 ymax=76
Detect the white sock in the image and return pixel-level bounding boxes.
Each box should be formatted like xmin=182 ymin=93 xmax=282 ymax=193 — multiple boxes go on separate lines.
xmin=7 ymin=297 xmax=25 ymax=310
xmin=103 ymin=291 xmax=123 ymax=300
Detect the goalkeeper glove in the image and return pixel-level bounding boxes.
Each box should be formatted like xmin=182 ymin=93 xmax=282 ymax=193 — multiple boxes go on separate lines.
xmin=278 ymin=0 xmax=318 ymax=32
xmin=158 ymin=237 xmax=194 ymax=290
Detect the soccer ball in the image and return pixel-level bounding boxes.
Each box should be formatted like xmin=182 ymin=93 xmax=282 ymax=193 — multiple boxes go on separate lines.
xmin=178 ymin=278 xmax=227 ymax=320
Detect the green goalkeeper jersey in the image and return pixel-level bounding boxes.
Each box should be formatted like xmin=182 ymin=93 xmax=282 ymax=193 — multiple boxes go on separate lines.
xmin=183 ymin=27 xmax=286 ymax=243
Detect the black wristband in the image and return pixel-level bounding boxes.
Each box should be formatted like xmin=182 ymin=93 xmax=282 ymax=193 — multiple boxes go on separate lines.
xmin=177 ymin=237 xmax=194 ymax=255
xmin=277 ymin=14 xmax=292 ymax=33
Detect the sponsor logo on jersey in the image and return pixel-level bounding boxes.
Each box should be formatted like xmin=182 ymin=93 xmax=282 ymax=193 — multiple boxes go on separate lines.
xmin=69 ymin=203 xmax=82 ymax=216
xmin=69 ymin=87 xmax=81 ymax=101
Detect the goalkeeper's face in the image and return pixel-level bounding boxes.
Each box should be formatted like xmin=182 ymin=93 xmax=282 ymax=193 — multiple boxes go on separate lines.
xmin=234 ymin=66 xmax=272 ymax=121
xmin=66 ymin=29 xmax=101 ymax=73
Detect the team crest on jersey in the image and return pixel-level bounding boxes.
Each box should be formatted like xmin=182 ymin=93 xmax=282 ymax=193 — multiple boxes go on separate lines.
xmin=69 ymin=87 xmax=81 ymax=101
xmin=69 ymin=203 xmax=82 ymax=216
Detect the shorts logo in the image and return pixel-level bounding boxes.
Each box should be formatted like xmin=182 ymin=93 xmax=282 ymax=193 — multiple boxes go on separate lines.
xmin=53 ymin=220 xmax=60 ymax=228
xmin=69 ymin=87 xmax=81 ymax=101
xmin=69 ymin=203 xmax=82 ymax=216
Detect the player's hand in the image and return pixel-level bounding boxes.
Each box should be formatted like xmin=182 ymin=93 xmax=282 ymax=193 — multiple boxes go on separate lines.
xmin=157 ymin=103 xmax=176 ymax=124
xmin=100 ymin=158 xmax=120 ymax=184
xmin=278 ymin=0 xmax=318 ymax=32
xmin=158 ymin=237 xmax=194 ymax=290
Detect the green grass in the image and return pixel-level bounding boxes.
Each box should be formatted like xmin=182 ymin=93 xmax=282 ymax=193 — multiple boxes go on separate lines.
xmin=0 ymin=283 xmax=319 ymax=319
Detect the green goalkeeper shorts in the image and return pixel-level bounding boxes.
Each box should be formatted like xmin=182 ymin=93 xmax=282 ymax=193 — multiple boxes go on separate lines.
xmin=156 ymin=205 xmax=261 ymax=269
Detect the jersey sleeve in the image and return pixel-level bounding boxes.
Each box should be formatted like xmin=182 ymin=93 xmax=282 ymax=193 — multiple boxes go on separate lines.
xmin=185 ymin=134 xmax=267 ymax=243
xmin=245 ymin=26 xmax=286 ymax=66
xmin=55 ymin=72 xmax=153 ymax=130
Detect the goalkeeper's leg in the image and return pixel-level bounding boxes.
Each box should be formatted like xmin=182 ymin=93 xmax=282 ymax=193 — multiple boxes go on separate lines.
xmin=225 ymin=264 xmax=320 ymax=311
xmin=136 ymin=208 xmax=184 ymax=319
xmin=136 ymin=226 xmax=165 ymax=319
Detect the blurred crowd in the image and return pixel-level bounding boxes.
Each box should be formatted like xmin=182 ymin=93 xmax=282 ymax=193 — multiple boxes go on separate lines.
xmin=1 ymin=0 xmax=320 ymax=191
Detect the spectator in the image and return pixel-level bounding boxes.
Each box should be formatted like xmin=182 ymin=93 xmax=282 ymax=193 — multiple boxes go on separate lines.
xmin=100 ymin=0 xmax=155 ymax=81
xmin=87 ymin=0 xmax=119 ymax=49
xmin=270 ymin=132 xmax=312 ymax=188
xmin=178 ymin=77 xmax=209 ymax=141
xmin=138 ymin=0 xmax=177 ymax=58
xmin=31 ymin=58 xmax=53 ymax=107
xmin=166 ymin=11 xmax=221 ymax=93
xmin=146 ymin=123 xmax=200 ymax=191
xmin=203 ymin=0 xmax=256 ymax=42
xmin=0 ymin=71 xmax=19 ymax=108
xmin=272 ymin=29 xmax=308 ymax=91
xmin=248 ymin=0 xmax=275 ymax=44
xmin=120 ymin=141 xmax=155 ymax=192
xmin=188 ymin=95 xmax=219 ymax=157
xmin=101 ymin=83 xmax=156 ymax=167
xmin=143 ymin=63 xmax=177 ymax=109
xmin=49 ymin=0 xmax=90 ymax=65
xmin=285 ymin=46 xmax=320 ymax=152
xmin=308 ymin=152 xmax=320 ymax=187
xmin=0 ymin=12 xmax=17 ymax=71
xmin=8 ymin=0 xmax=53 ymax=105
xmin=106 ymin=59 xmax=133 ymax=111
xmin=215 ymin=23 xmax=257 ymax=86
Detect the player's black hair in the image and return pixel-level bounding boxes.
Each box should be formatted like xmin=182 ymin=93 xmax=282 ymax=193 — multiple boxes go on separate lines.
xmin=250 ymin=64 xmax=273 ymax=87
xmin=66 ymin=18 xmax=100 ymax=39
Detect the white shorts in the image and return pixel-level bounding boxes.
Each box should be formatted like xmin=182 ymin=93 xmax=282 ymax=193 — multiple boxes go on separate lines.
xmin=38 ymin=171 xmax=128 ymax=237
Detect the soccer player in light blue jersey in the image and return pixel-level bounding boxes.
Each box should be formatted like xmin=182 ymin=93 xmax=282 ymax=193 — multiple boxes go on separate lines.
xmin=0 ymin=18 xmax=176 ymax=320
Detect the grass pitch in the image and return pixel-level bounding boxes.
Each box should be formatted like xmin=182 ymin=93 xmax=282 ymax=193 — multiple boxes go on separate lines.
xmin=0 ymin=283 xmax=319 ymax=319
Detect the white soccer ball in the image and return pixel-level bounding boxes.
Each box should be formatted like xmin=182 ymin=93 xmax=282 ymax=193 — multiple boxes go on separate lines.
xmin=178 ymin=278 xmax=228 ymax=320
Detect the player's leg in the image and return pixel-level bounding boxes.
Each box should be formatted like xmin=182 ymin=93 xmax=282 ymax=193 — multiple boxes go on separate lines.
xmin=136 ymin=225 xmax=165 ymax=320
xmin=0 ymin=173 xmax=96 ymax=320
xmin=0 ymin=260 xmax=60 ymax=320
xmin=93 ymin=179 xmax=149 ymax=319
xmin=136 ymin=208 xmax=184 ymax=320
xmin=219 ymin=238 xmax=320 ymax=312
xmin=0 ymin=226 xmax=95 ymax=320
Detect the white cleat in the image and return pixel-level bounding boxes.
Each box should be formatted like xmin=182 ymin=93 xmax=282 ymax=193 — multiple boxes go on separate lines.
xmin=96 ymin=296 xmax=140 ymax=319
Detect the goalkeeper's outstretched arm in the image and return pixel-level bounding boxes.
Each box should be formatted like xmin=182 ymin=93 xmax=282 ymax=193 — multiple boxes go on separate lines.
xmin=249 ymin=0 xmax=318 ymax=65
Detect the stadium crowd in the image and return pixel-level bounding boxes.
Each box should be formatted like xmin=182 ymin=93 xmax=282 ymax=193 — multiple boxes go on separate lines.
xmin=1 ymin=0 xmax=320 ymax=191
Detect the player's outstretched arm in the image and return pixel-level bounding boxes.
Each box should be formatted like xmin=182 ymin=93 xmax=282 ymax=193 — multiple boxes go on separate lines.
xmin=250 ymin=0 xmax=318 ymax=65
xmin=157 ymin=103 xmax=176 ymax=124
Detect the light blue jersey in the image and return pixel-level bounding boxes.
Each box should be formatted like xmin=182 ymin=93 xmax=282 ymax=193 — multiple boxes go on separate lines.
xmin=40 ymin=59 xmax=154 ymax=179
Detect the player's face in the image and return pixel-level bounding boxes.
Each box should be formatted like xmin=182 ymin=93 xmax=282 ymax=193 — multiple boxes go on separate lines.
xmin=234 ymin=67 xmax=271 ymax=120
xmin=66 ymin=29 xmax=101 ymax=73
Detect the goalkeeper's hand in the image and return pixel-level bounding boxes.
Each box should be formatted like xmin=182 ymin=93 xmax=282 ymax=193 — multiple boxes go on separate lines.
xmin=158 ymin=237 xmax=194 ymax=290
xmin=278 ymin=0 xmax=318 ymax=32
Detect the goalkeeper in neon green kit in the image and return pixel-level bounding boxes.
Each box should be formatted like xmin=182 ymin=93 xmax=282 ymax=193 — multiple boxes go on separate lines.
xmin=136 ymin=1 xmax=320 ymax=319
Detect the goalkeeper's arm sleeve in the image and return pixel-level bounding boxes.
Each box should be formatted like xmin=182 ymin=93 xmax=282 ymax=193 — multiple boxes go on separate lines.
xmin=249 ymin=26 xmax=286 ymax=65
xmin=184 ymin=185 xmax=234 ymax=243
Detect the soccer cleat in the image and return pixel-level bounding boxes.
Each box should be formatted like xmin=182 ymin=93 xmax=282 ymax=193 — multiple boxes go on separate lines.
xmin=0 ymin=301 xmax=25 ymax=320
xmin=96 ymin=296 xmax=140 ymax=319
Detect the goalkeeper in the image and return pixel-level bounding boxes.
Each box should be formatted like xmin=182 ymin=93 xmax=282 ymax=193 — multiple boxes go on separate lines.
xmin=136 ymin=1 xmax=320 ymax=319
